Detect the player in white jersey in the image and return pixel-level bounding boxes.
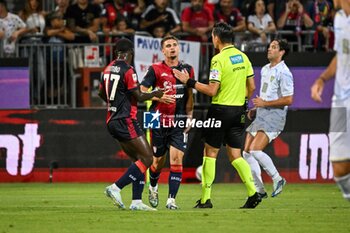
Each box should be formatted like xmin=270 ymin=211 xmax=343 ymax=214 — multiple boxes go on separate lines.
xmin=311 ymin=0 xmax=350 ymax=201
xmin=244 ymin=39 xmax=294 ymax=198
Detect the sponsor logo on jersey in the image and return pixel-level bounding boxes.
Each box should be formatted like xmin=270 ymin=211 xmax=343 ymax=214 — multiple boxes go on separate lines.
xmin=173 ymin=84 xmax=186 ymax=89
xmin=108 ymin=106 xmax=117 ymax=112
xmin=159 ymin=84 xmax=186 ymax=90
xmin=171 ymin=94 xmax=184 ymax=98
xmin=230 ymin=54 xmax=243 ymax=64
xmin=232 ymin=66 xmax=245 ymax=72
xmin=262 ymin=82 xmax=268 ymax=93
xmin=111 ymin=66 xmax=120 ymax=73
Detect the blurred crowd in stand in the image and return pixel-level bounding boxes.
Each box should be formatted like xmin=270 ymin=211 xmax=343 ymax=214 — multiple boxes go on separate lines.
xmin=0 ymin=0 xmax=336 ymax=107
xmin=0 ymin=0 xmax=336 ymax=55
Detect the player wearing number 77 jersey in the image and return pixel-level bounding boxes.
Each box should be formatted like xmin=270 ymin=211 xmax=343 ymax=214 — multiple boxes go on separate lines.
xmin=98 ymin=38 xmax=164 ymax=211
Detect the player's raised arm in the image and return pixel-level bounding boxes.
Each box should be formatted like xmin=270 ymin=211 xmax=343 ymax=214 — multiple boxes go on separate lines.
xmin=173 ymin=69 xmax=220 ymax=97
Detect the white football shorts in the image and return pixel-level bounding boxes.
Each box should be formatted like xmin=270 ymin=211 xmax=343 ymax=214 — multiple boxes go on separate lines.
xmin=246 ymin=108 xmax=287 ymax=142
xmin=329 ymin=97 xmax=350 ymax=162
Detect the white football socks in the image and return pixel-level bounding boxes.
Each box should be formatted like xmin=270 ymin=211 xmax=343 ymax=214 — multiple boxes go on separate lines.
xmin=334 ymin=173 xmax=350 ymax=201
xmin=243 ymin=151 xmax=265 ymax=193
xmin=149 ymin=184 xmax=158 ymax=192
xmin=131 ymin=199 xmax=142 ymax=205
xmin=111 ymin=183 xmax=121 ymax=192
xmin=250 ymin=150 xmax=282 ymax=183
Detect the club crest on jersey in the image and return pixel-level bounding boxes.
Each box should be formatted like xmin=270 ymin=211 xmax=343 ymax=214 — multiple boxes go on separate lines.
xmin=270 ymin=76 xmax=275 ymax=82
xmin=143 ymin=110 xmax=161 ymax=129
xmin=163 ymin=81 xmax=173 ymax=90
xmin=132 ymin=74 xmax=137 ymax=81
xmin=230 ymin=55 xmax=243 ymax=64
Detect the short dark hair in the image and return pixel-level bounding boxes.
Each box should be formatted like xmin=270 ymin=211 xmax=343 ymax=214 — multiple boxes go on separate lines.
xmin=212 ymin=22 xmax=233 ymax=44
xmin=46 ymin=11 xmax=63 ymax=22
xmin=114 ymin=38 xmax=134 ymax=55
xmin=161 ymin=35 xmax=179 ymax=48
xmin=275 ymin=39 xmax=289 ymax=59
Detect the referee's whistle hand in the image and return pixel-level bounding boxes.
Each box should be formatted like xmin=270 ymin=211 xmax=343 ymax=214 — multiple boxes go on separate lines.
xmin=173 ymin=69 xmax=189 ymax=83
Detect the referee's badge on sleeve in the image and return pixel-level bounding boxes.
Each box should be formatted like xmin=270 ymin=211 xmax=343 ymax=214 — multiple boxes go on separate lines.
xmin=209 ymin=69 xmax=219 ymax=80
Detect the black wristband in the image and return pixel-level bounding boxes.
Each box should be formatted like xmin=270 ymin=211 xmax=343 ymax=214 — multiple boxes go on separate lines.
xmin=186 ymin=78 xmax=197 ymax=88
xmin=244 ymin=97 xmax=248 ymax=112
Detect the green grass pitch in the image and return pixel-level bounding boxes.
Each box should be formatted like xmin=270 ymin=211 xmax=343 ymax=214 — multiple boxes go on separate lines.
xmin=0 ymin=183 xmax=349 ymax=233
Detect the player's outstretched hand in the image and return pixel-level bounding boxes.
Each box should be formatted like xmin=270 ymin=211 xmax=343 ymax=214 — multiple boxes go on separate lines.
xmin=311 ymin=78 xmax=324 ymax=103
xmin=158 ymin=94 xmax=176 ymax=104
xmin=173 ymin=69 xmax=189 ymax=84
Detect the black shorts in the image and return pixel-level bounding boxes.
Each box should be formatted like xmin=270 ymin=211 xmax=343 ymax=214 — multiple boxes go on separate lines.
xmin=107 ymin=118 xmax=144 ymax=142
xmin=202 ymin=104 xmax=245 ymax=149
xmin=151 ymin=127 xmax=187 ymax=157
